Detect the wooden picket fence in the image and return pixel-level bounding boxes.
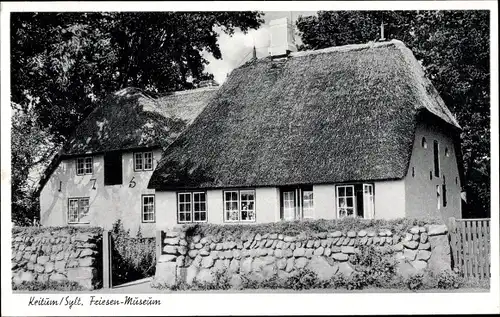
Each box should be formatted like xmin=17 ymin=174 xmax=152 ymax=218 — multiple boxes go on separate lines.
xmin=448 ymin=217 xmax=491 ymax=280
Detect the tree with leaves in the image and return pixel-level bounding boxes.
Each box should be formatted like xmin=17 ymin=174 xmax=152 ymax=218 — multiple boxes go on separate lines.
xmin=10 ymin=11 xmax=264 ymax=224
xmin=297 ymin=10 xmax=490 ymax=217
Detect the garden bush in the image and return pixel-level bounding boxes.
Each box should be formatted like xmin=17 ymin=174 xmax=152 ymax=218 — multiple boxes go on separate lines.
xmin=436 ymin=270 xmax=462 ymax=289
xmin=405 ymin=273 xmax=425 ymax=291
xmin=111 ymin=219 xmax=156 ymax=286
xmin=350 ymin=245 xmax=398 ymax=288
xmin=12 ymin=280 xmax=83 ymax=291
xmin=283 ymin=268 xmax=320 ymax=290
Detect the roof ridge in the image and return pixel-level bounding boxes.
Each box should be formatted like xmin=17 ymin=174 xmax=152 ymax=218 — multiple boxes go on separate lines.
xmin=290 ymin=40 xmax=400 ymax=58
xmin=161 ymin=86 xmax=219 ymax=97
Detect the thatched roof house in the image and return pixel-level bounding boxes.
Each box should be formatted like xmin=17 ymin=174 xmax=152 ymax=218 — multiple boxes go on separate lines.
xmin=148 ymin=40 xmax=461 ymax=190
xmin=37 ymin=86 xmax=217 ymax=193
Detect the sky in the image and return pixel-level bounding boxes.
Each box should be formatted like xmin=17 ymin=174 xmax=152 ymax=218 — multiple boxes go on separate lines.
xmin=204 ymin=11 xmax=317 ymax=84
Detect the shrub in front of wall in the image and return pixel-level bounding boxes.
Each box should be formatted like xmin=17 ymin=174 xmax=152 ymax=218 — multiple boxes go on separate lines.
xmin=405 ymin=273 xmax=425 ymax=291
xmin=436 ymin=270 xmax=462 ymax=289
xmin=350 ymin=245 xmax=398 ymax=288
xmin=283 ymin=268 xmax=320 ymax=290
xmin=345 ymin=271 xmax=369 ymax=290
xmin=12 ymin=280 xmax=83 ymax=291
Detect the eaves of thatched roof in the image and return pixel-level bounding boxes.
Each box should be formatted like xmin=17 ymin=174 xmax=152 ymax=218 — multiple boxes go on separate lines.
xmin=36 ymin=86 xmax=217 ymax=194
xmin=148 ymin=40 xmax=461 ymax=190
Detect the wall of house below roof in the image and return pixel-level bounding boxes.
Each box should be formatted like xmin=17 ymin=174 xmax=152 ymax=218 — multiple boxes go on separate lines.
xmin=313 ymin=184 xmax=337 ymax=219
xmin=155 ymin=181 xmax=412 ymax=227
xmin=155 ymin=187 xmax=281 ymax=228
xmin=404 ymin=120 xmax=462 ymax=220
xmin=39 ymin=149 xmax=162 ymax=237
xmin=374 ymin=180 xmax=406 ymax=219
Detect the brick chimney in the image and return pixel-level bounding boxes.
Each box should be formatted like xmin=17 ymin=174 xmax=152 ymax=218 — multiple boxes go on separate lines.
xmin=268 ymin=17 xmax=297 ymax=57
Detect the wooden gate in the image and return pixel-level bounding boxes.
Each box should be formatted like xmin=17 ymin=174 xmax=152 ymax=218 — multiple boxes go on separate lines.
xmin=448 ymin=217 xmax=491 ymax=280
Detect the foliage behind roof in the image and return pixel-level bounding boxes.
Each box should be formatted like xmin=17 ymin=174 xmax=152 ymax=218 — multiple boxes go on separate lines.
xmin=148 ymin=40 xmax=461 ymax=190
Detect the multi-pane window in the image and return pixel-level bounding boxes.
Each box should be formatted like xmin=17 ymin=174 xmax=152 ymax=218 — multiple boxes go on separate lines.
xmin=134 ymin=151 xmax=153 ymax=171
xmin=336 ymin=184 xmax=375 ymax=219
xmin=76 ymin=157 xmax=93 ymax=175
xmin=224 ymin=190 xmax=256 ymax=222
xmin=177 ymin=192 xmax=207 ymax=223
xmin=68 ymin=198 xmax=90 ymax=223
xmin=302 ymin=191 xmax=314 ymax=219
xmin=337 ymin=185 xmax=355 ymax=218
xmin=142 ymin=195 xmax=155 ymax=223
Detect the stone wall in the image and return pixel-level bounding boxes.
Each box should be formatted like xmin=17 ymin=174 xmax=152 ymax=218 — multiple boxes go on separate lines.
xmin=11 ymin=227 xmax=103 ymax=290
xmin=153 ymin=223 xmax=450 ymax=287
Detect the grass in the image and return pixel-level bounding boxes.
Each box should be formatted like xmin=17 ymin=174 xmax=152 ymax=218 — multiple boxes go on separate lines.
xmin=12 ymin=226 xmax=103 ymax=236
xmin=185 ymin=217 xmax=444 ymax=240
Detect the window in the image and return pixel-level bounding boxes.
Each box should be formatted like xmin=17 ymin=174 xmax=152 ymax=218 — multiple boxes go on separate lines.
xmin=442 ymin=175 xmax=447 ymax=208
xmin=76 ymin=157 xmax=93 ymax=175
xmin=104 ymin=151 xmax=123 ymax=185
xmin=177 ymin=192 xmax=207 ymax=223
xmin=433 ymin=140 xmax=440 ymax=177
xmin=442 ymin=184 xmax=447 ymax=208
xmin=224 ymin=190 xmax=256 ymax=222
xmin=134 ymin=151 xmax=153 ymax=171
xmin=193 ymin=192 xmax=207 ymax=222
xmin=436 ymin=185 xmax=441 ymax=210
xmin=337 ymin=185 xmax=355 ymax=218
xmin=302 ymin=190 xmax=314 ymax=219
xmin=336 ymin=184 xmax=374 ymax=219
xmin=422 ymin=137 xmax=427 ymax=148
xmin=142 ymin=195 xmax=155 ymax=223
xmin=68 ymin=198 xmax=90 ymax=224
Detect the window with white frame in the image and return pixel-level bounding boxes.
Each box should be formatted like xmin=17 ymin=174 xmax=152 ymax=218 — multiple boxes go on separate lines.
xmin=76 ymin=157 xmax=93 ymax=175
xmin=336 ymin=184 xmax=375 ymax=219
xmin=302 ymin=190 xmax=314 ymax=219
xmin=337 ymin=185 xmax=355 ymax=218
xmin=142 ymin=195 xmax=155 ymax=223
xmin=134 ymin=151 xmax=153 ymax=171
xmin=177 ymin=192 xmax=207 ymax=223
xmin=68 ymin=197 xmax=90 ymax=224
xmin=224 ymin=190 xmax=256 ymax=222
xmin=193 ymin=192 xmax=207 ymax=222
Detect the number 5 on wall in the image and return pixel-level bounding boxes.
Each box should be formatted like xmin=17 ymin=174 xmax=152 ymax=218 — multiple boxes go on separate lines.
xmin=129 ymin=177 xmax=136 ymax=188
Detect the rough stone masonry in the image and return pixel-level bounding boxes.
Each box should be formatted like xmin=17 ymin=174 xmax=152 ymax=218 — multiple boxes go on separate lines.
xmin=153 ymin=224 xmax=451 ymax=288
xmin=11 ymin=228 xmax=103 ymax=290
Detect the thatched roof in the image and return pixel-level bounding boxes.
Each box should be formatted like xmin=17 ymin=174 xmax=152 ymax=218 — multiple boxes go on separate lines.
xmin=148 ymin=40 xmax=461 ymax=190
xmin=37 ymin=86 xmax=217 ymax=193
xmin=62 ymin=86 xmax=218 ymax=156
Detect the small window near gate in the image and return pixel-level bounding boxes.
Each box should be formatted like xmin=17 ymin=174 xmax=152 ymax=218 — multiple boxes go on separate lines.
xmin=142 ymin=195 xmax=155 ymax=223
xmin=68 ymin=197 xmax=90 ymax=224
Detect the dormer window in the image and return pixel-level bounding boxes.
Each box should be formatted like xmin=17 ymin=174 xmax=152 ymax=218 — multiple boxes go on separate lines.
xmin=134 ymin=151 xmax=153 ymax=171
xmin=76 ymin=157 xmax=93 ymax=175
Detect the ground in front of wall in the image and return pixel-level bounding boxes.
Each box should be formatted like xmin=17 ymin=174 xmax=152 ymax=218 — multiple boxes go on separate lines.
xmin=91 ymin=278 xmax=488 ymax=293
xmin=13 ymin=277 xmax=488 ymax=294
